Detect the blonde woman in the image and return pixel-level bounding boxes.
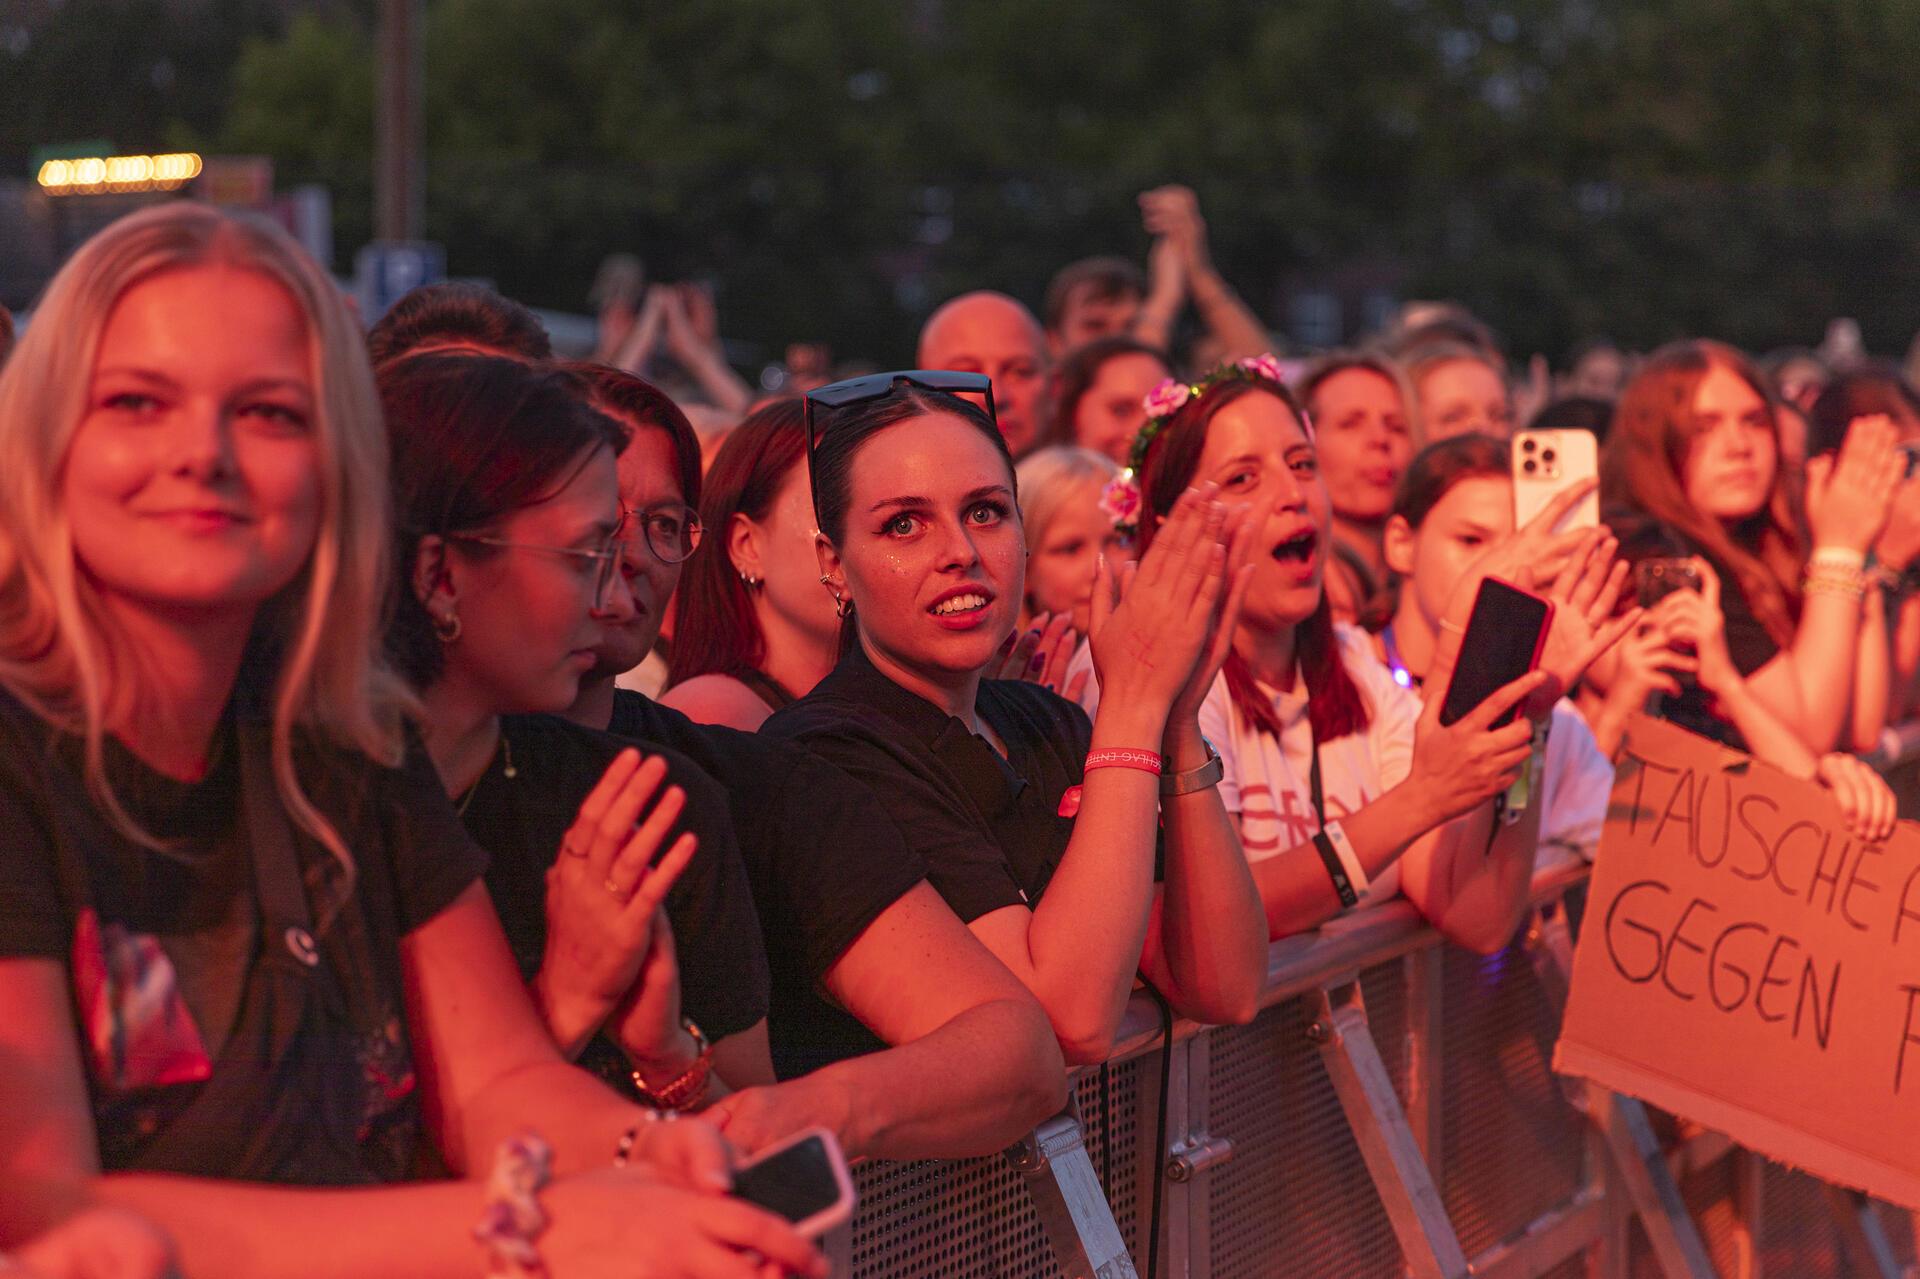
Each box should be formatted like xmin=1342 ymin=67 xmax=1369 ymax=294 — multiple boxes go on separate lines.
xmin=0 ymin=205 xmax=821 ymax=1279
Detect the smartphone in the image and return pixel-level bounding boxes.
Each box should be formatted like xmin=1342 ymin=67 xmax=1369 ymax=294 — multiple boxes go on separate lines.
xmin=730 ymin=1127 xmax=856 ymax=1239
xmin=1512 ymin=428 xmax=1600 ymax=533
xmin=1439 ymin=578 xmax=1553 ymax=727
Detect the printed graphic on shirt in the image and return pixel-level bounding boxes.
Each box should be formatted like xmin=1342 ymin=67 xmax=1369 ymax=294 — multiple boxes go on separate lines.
xmin=1237 ymin=780 xmax=1374 ymax=855
xmin=70 ymin=908 xmax=214 ymax=1093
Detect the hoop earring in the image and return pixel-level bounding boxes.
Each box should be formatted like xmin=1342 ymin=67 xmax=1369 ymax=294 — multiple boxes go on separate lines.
xmin=835 ymin=595 xmax=853 ymax=620
xmin=434 ymin=610 xmax=462 ymax=643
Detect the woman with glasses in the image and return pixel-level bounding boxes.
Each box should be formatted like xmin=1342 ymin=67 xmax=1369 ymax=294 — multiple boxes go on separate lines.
xmin=398 ymin=358 xmax=1068 ymax=1160
xmin=380 ymin=351 xmax=775 ymax=1106
xmin=765 ymin=371 xmax=1269 ymax=1064
xmin=562 ymin=362 xmax=707 ymax=723
xmin=0 ymin=205 xmax=821 ymax=1278
xmin=663 ymin=400 xmax=843 ymax=730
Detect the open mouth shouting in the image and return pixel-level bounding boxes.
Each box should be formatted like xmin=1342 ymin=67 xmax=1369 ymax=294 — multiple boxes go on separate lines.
xmin=1271 ymin=527 xmax=1318 ymax=572
xmin=928 ymin=583 xmax=996 ymax=630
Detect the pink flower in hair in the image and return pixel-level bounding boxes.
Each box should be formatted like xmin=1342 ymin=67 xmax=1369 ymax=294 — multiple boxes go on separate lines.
xmin=1142 ymin=378 xmax=1192 ymax=420
xmin=1099 ymin=471 xmax=1144 ymax=528
xmin=1238 ymin=353 xmax=1287 ymax=384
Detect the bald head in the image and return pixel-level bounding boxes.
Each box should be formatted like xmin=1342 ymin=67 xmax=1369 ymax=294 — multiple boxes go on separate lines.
xmin=917 ymin=291 xmax=1048 ymax=456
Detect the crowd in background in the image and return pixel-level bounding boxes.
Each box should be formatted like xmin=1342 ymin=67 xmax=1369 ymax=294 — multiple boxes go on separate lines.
xmin=0 ymin=185 xmax=1913 ymax=1278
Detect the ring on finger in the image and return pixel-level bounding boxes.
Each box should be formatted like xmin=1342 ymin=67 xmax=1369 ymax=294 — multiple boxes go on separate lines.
xmin=604 ymin=876 xmax=628 ymax=898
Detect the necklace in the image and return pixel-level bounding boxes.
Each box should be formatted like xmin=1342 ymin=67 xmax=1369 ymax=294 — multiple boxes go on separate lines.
xmin=455 ymin=729 xmax=517 ymax=816
xmin=1380 ymin=624 xmax=1421 ymax=690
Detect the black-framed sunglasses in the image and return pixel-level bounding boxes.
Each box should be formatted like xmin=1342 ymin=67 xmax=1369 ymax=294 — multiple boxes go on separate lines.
xmin=802 ymin=369 xmax=998 ymax=511
xmin=619 ymin=501 xmax=704 ymax=565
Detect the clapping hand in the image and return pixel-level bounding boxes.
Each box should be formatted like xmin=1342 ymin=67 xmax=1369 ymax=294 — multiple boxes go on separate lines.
xmin=988 ymin=610 xmax=1086 ymax=700
xmin=1805 ymin=414 xmax=1903 ymax=555
xmin=538 ymin=750 xmax=699 ymax=1056
xmin=1535 ymin=529 xmax=1640 ymax=697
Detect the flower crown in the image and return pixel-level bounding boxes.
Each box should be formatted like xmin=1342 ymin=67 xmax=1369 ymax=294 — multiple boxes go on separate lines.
xmin=1099 ymin=353 xmax=1290 ymax=540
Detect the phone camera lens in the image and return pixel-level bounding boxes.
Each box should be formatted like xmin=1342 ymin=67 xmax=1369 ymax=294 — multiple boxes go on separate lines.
xmin=1542 ymin=448 xmax=1557 ymax=463
xmin=1521 ymin=438 xmax=1536 ymax=452
xmin=1522 ymin=459 xmax=1537 ymax=473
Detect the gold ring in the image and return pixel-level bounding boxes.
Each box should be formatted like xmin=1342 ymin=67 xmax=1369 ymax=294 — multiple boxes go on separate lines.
xmin=604 ymin=877 xmax=625 ymax=897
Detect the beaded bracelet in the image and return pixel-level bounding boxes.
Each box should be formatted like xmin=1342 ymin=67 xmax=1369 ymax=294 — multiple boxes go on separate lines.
xmin=1804 ymin=563 xmax=1867 ymax=599
xmin=473 ymin=1132 xmax=552 ymax=1279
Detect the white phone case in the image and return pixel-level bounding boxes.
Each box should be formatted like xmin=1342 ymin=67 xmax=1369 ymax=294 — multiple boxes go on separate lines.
xmin=731 ymin=1125 xmax=856 ymax=1239
xmin=1512 ymin=428 xmax=1600 ymax=532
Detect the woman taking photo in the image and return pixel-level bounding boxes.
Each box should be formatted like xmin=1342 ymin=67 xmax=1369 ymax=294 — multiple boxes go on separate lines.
xmin=766 ymin=372 xmax=1269 ymax=1063
xmin=0 ymin=205 xmax=820 ymax=1277
xmin=1602 ymin=340 xmax=1902 ymax=754
xmin=1128 ymin=360 xmax=1567 ymax=953
xmin=664 ymin=400 xmax=841 ymax=731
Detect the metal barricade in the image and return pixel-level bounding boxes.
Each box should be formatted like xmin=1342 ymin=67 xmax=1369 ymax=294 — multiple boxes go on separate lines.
xmin=827 ymin=860 xmax=1920 ymax=1278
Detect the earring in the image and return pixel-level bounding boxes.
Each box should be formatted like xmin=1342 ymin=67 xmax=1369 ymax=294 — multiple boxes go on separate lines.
xmin=817 ymin=574 xmax=834 ymax=587
xmin=433 ymin=610 xmax=462 ymax=643
xmin=738 ymin=568 xmax=762 ymax=591
xmin=835 ymin=595 xmax=853 ymax=619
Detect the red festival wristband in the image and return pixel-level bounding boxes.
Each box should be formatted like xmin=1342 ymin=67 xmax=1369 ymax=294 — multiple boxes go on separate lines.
xmin=1084 ymin=747 xmax=1164 ymax=777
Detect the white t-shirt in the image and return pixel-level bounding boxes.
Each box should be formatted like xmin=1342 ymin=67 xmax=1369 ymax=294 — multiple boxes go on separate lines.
xmin=1198 ymin=625 xmax=1616 ymax=903
xmin=1200 ymin=626 xmax=1420 ymax=904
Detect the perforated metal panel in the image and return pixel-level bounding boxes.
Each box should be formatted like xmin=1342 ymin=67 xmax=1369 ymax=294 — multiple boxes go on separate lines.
xmin=1627 ymin=1139 xmax=1743 ymax=1278
xmin=843 ymin=1053 xmax=1156 ymax=1278
xmin=1204 ymin=997 xmax=1407 ymax=1279
xmin=1437 ymin=942 xmax=1588 ymax=1257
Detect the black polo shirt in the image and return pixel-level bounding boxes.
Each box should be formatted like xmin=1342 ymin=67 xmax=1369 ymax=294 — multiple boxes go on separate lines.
xmin=764 ymin=643 xmax=1099 ymax=932
xmin=461 ymin=714 xmax=770 ymax=1093
xmin=607 ymin=690 xmax=931 ymax=1079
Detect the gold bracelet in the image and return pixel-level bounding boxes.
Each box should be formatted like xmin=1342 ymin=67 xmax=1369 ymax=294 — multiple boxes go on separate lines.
xmin=630 ymin=1017 xmax=713 ymax=1113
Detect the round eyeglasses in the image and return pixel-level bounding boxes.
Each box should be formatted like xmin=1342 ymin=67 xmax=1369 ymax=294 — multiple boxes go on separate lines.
xmin=447 ymin=533 xmax=623 ymax=610
xmin=620 ymin=502 xmax=704 ymax=565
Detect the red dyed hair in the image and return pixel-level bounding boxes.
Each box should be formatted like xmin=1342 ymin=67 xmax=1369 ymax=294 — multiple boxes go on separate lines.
xmin=1135 ymin=376 xmax=1371 ymax=744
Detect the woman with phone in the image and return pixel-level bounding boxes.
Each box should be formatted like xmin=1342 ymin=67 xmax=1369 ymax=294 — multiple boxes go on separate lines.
xmin=1602 ymin=340 xmax=1903 ymax=755
xmin=1130 ymin=363 xmax=1573 ymax=953
xmin=766 ymin=372 xmax=1269 ymax=1064
xmin=0 ymin=204 xmax=824 ymax=1278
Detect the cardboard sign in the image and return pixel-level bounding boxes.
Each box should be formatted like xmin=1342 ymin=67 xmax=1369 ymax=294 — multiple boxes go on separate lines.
xmin=1554 ymin=715 xmax=1920 ymax=1208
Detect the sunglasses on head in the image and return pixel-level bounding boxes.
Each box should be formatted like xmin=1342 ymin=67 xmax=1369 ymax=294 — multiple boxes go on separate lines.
xmin=802 ymin=369 xmax=999 ymax=511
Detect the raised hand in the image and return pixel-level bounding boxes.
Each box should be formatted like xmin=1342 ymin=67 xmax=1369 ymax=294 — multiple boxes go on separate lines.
xmin=1445 ymin=478 xmax=1599 ymax=621
xmin=1536 ymin=528 xmax=1640 ymax=695
xmin=1610 ymin=619 xmax=1696 ymax=703
xmin=1408 ymin=664 xmax=1549 ymax=826
xmin=1875 ymin=472 xmax=1920 ymax=574
xmin=1139 ymin=185 xmax=1210 ymax=274
xmin=1168 ymin=500 xmax=1261 ymax=723
xmin=1649 ymin=558 xmax=1738 ymax=694
xmin=537 ymin=750 xmax=700 ymax=1056
xmin=988 ymin=611 xmax=1078 ymax=694
xmin=1805 ymin=413 xmax=1903 ymax=554
xmin=1086 ymin=485 xmax=1235 ymax=718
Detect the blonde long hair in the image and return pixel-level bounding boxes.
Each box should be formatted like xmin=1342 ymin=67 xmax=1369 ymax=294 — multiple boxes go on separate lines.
xmin=0 ymin=202 xmax=411 ymax=901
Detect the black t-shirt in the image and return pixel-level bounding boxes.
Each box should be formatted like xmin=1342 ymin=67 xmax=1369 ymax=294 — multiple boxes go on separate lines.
xmin=763 ymin=644 xmax=1096 ymax=985
xmin=607 ymin=690 xmax=929 ymax=1079
xmin=461 ymin=714 xmax=770 ymax=1092
xmin=1613 ymin=515 xmax=1784 ymax=748
xmin=0 ymin=690 xmax=486 ymax=1184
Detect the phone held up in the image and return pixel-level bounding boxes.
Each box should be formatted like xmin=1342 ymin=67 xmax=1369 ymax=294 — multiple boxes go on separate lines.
xmin=1439 ymin=577 xmax=1553 ymax=728
xmin=1512 ymin=428 xmax=1600 ymax=533
xmin=730 ymin=1127 xmax=856 ymax=1239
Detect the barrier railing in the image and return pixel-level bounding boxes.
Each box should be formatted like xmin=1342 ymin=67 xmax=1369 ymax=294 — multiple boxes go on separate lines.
xmin=822 ymin=859 xmax=1920 ymax=1278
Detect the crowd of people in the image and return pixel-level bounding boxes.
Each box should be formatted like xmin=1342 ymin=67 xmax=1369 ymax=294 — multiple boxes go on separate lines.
xmin=0 ymin=187 xmax=1913 ymax=1278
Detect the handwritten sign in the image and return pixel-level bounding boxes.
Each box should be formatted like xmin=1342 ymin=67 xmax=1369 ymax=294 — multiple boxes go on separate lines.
xmin=1554 ymin=715 xmax=1920 ymax=1208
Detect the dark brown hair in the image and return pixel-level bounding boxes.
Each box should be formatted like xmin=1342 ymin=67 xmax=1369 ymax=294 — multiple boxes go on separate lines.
xmin=1042 ymin=334 xmax=1170 ymax=450
xmin=1391 ymin=433 xmax=1511 ymax=529
xmin=1136 ymin=376 xmax=1371 ymax=744
xmin=1043 ymin=256 xmax=1148 ymax=334
xmin=1805 ymin=363 xmax=1920 ymax=458
xmin=367 ymin=281 xmax=553 ymax=366
xmin=666 ymin=399 xmax=807 ymax=688
xmin=379 ymin=353 xmax=626 ymax=687
xmin=564 ymin=362 xmax=703 ymax=510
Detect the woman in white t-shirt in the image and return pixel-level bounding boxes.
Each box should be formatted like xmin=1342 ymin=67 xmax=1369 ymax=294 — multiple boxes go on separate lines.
xmin=1124 ymin=359 xmax=1603 ymax=952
